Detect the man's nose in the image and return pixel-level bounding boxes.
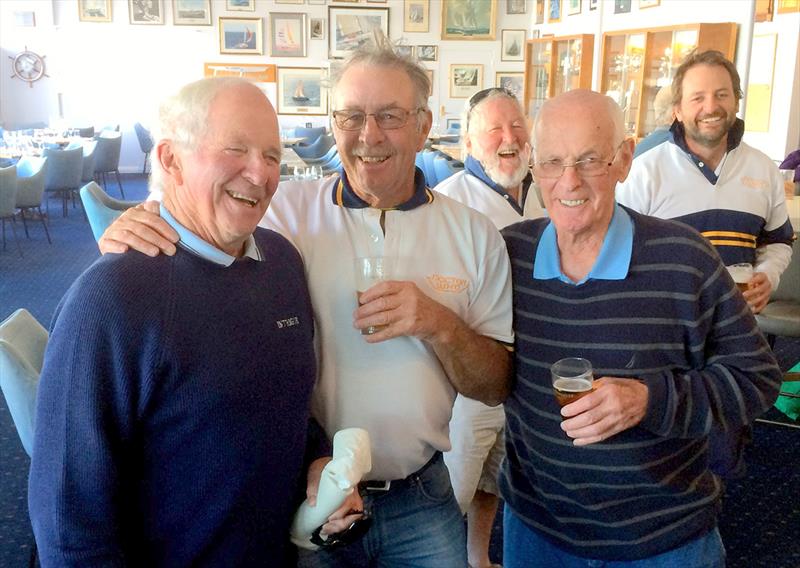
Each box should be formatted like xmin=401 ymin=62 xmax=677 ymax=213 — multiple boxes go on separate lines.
xmin=242 ymin=153 xmax=273 ymax=187
xmin=359 ymin=115 xmax=386 ymax=145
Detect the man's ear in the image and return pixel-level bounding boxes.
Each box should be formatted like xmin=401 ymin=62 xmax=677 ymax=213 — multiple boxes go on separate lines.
xmin=157 ymin=140 xmax=183 ymax=186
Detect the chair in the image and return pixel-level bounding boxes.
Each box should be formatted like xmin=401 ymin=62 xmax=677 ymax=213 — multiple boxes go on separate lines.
xmin=43 ymin=146 xmax=83 ymax=217
xmin=433 ymin=155 xmax=460 ymax=184
xmin=77 ymin=126 xmax=95 ymax=138
xmin=15 ymin=156 xmax=51 ymax=244
xmin=0 ymin=308 xmax=48 ymax=458
xmin=293 ymin=126 xmax=326 ymax=146
xmin=80 ymin=140 xmax=99 ymax=184
xmin=80 ymin=181 xmax=142 ymax=242
xmin=302 ymin=144 xmax=338 ymax=166
xmin=134 ymin=122 xmax=154 ymax=174
xmin=421 ymin=150 xmax=439 ymax=187
xmin=755 ymin=239 xmax=800 ymax=345
xmin=0 ymin=164 xmax=22 ymax=256
xmin=94 ymin=131 xmax=125 ymax=198
xmin=293 ymin=134 xmax=335 ymax=161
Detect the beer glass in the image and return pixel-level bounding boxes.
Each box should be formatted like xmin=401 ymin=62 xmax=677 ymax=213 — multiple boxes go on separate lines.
xmin=726 ymin=263 xmax=753 ymax=293
xmin=551 ymin=358 xmax=594 ymax=407
xmin=354 ymin=257 xmax=392 ymax=335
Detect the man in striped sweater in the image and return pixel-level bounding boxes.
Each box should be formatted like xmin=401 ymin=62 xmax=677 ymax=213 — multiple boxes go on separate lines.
xmin=500 ymin=89 xmax=782 ymax=567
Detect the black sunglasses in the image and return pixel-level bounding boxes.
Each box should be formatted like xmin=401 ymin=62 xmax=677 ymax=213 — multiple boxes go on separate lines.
xmin=465 ymin=87 xmax=517 ymax=130
xmin=310 ymin=512 xmax=373 ymax=549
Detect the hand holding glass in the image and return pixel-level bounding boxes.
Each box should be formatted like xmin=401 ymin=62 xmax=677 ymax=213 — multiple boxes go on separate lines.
xmin=726 ymin=263 xmax=753 ymax=293
xmin=551 ymin=358 xmax=594 ymax=407
xmin=354 ymin=257 xmax=391 ymax=335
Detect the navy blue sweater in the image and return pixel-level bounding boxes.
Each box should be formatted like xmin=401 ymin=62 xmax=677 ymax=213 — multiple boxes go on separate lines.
xmin=500 ymin=209 xmax=781 ymax=561
xmin=29 ymin=228 xmax=323 ymax=567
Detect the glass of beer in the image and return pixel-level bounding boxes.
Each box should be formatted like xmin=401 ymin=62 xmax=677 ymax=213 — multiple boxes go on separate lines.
xmin=727 ymin=263 xmax=753 ymax=293
xmin=551 ymin=358 xmax=594 ymax=407
xmin=354 ymin=256 xmax=392 ymax=335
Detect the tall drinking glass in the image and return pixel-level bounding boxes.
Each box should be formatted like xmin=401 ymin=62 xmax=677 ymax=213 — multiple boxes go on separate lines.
xmin=551 ymin=358 xmax=594 ymax=407
xmin=354 ymin=256 xmax=392 ymax=335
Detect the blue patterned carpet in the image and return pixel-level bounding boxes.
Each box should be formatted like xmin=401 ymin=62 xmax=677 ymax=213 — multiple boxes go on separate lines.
xmin=1 ymin=175 xmax=799 ymax=567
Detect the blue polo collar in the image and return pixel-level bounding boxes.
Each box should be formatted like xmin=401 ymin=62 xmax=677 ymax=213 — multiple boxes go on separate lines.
xmin=670 ymin=118 xmax=744 ymax=184
xmin=160 ymin=204 xmax=262 ymax=266
xmin=331 ymin=167 xmax=434 ymax=211
xmin=463 ymin=155 xmax=532 ymax=215
xmin=533 ymin=204 xmax=633 ymax=286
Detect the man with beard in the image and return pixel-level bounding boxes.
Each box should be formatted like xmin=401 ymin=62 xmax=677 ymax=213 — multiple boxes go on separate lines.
xmin=616 ymin=50 xmax=794 ymax=478
xmin=435 ymin=87 xmax=543 ymax=568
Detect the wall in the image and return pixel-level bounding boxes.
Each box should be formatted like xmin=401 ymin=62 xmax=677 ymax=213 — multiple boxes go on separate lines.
xmin=1 ymin=0 xmax=798 ymax=172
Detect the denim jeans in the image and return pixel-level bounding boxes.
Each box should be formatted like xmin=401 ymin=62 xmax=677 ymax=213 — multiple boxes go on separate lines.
xmin=503 ymin=506 xmax=726 ymax=568
xmin=297 ymin=453 xmax=466 ymax=568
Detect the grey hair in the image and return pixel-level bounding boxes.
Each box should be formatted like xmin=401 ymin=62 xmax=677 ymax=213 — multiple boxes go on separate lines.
xmin=328 ymin=31 xmax=431 ymax=112
xmin=653 ymin=86 xmax=674 ymax=127
xmin=461 ymin=88 xmax=524 ymax=155
xmin=149 ymin=77 xmax=254 ymax=195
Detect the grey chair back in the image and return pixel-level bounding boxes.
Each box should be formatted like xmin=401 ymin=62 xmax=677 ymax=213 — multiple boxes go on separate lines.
xmin=0 ymin=165 xmax=18 ymax=217
xmin=81 ymin=140 xmax=99 ymax=183
xmin=43 ymin=147 xmax=83 ymax=192
xmin=94 ymin=133 xmax=122 ymax=173
xmin=15 ymin=157 xmax=47 ymax=208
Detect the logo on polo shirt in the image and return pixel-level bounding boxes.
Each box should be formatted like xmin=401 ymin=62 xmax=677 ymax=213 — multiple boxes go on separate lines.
xmin=426 ymin=274 xmax=468 ymax=293
xmin=276 ymin=316 xmax=300 ymax=329
xmin=740 ymin=176 xmax=769 ymax=190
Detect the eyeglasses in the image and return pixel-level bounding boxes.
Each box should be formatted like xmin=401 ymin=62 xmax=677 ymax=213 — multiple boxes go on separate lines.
xmin=532 ymin=142 xmax=625 ymax=179
xmin=331 ymin=108 xmax=423 ymax=131
xmin=465 ymin=87 xmax=517 ymax=130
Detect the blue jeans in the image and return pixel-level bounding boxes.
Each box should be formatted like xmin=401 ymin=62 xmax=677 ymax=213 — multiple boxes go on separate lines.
xmin=297 ymin=453 xmax=466 ymax=568
xmin=503 ymin=506 xmax=725 ymax=568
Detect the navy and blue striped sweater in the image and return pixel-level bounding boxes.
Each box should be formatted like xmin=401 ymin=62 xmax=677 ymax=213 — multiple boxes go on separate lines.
xmin=500 ymin=208 xmax=781 ymax=561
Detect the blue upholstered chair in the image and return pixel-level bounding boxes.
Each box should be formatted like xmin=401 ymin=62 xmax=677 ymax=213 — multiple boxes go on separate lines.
xmin=293 ymin=134 xmax=335 ymax=161
xmin=0 ymin=164 xmax=22 ymax=255
xmin=93 ymin=131 xmax=125 ymax=198
xmin=80 ymin=181 xmax=142 ymax=243
xmin=0 ymin=308 xmax=49 ymax=457
xmin=433 ymin=155 xmax=460 ymax=184
xmin=15 ymin=156 xmax=50 ymax=244
xmin=302 ymin=144 xmax=338 ymax=166
xmin=134 ymin=122 xmax=154 ymax=174
xmin=293 ymin=126 xmax=326 ymax=146
xmin=80 ymin=140 xmax=99 ymax=184
xmin=43 ymin=146 xmax=83 ymax=217
xmin=421 ymin=150 xmax=439 ymax=187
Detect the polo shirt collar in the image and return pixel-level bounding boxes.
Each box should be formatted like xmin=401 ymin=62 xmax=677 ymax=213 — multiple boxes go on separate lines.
xmin=669 ymin=118 xmax=744 ymax=184
xmin=463 ymin=154 xmax=532 ymax=215
xmin=533 ymin=204 xmax=633 ymax=286
xmin=330 ymin=167 xmax=434 ymax=211
xmin=160 ymin=203 xmax=262 ymax=267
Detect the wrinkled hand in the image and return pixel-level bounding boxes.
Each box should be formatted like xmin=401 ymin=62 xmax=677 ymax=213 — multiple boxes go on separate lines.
xmin=560 ymin=377 xmax=649 ymax=446
xmin=305 ymin=457 xmax=365 ymax=537
xmin=353 ymin=280 xmax=457 ymax=344
xmin=97 ymin=200 xmax=178 ymax=257
xmin=742 ymin=272 xmax=771 ymax=314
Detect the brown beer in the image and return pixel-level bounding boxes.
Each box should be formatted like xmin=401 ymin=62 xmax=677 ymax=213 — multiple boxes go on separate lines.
xmin=735 ymin=281 xmax=749 ymax=293
xmin=553 ymin=377 xmax=594 ymax=407
xmin=356 ymin=291 xmax=387 ymax=335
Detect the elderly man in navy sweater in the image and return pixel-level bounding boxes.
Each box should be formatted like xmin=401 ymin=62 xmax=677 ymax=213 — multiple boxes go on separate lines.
xmin=29 ymin=78 xmax=330 ymax=567
xmin=500 ymin=89 xmax=781 ymax=567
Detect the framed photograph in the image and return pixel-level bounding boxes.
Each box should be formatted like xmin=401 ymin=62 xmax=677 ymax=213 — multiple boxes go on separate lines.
xmin=173 ymin=0 xmax=211 ymax=25
xmin=549 ymin=0 xmax=561 ymax=22
xmin=404 ymin=0 xmax=429 ymax=33
xmin=777 ymin=0 xmax=800 ymax=13
xmin=226 ymin=0 xmax=254 ymax=11
xmin=589 ymin=0 xmax=598 ymax=9
xmin=507 ymin=0 xmax=527 ymax=14
xmin=449 ymin=64 xmax=483 ymax=99
xmin=535 ymin=0 xmax=545 ymax=22
xmin=310 ymin=18 xmax=325 ymax=40
xmin=446 ymin=118 xmax=461 ymax=131
xmin=270 ymin=13 xmax=307 ymax=57
xmin=395 ymin=45 xmax=413 ymax=57
xmin=566 ymin=0 xmax=581 ymax=15
xmin=219 ymin=17 xmax=263 ymax=55
xmin=501 ymin=29 xmax=525 ymax=62
xmin=496 ymin=72 xmax=524 ymax=100
xmin=614 ymin=0 xmax=632 ymax=13
xmin=416 ymin=45 xmax=437 ymax=61
xmin=639 ymin=0 xmax=660 ymax=6
xmin=277 ymin=67 xmax=328 ymax=115
xmin=328 ymin=6 xmax=389 ymax=59
xmin=78 ymin=0 xmax=112 ymax=22
xmin=14 ymin=11 xmax=36 ymax=26
xmin=442 ymin=0 xmax=496 ymax=40
xmin=129 ymin=0 xmax=164 ymax=24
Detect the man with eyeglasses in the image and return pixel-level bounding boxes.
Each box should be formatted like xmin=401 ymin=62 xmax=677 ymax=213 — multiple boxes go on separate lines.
xmin=500 ymin=89 xmax=780 ymax=567
xmin=98 ymin=40 xmax=512 ymax=568
xmin=435 ymin=87 xmax=543 ymax=568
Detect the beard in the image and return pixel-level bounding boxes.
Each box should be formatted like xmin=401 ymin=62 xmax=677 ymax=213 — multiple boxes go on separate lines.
xmin=478 ymin=145 xmax=530 ymax=191
xmin=683 ymin=109 xmax=737 ymax=148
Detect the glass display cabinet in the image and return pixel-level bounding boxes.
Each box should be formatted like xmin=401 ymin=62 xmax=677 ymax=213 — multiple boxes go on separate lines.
xmin=523 ymin=34 xmax=594 ymax=120
xmin=600 ymin=23 xmax=737 ymax=139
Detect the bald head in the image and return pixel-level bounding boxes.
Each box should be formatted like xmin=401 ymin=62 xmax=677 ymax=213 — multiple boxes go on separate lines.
xmin=533 ymin=90 xmax=624 ymax=151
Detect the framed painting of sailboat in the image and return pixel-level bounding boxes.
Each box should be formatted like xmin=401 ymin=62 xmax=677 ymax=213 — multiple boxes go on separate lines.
xmin=441 ymin=0 xmax=496 ymax=40
xmin=270 ymin=13 xmax=307 ymax=57
xmin=219 ymin=17 xmax=263 ymax=54
xmin=500 ymin=29 xmax=525 ymax=61
xmin=277 ymin=67 xmax=328 ymax=116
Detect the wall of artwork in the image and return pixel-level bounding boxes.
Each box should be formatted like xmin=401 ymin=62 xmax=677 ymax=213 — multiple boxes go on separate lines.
xmin=0 ymin=0 xmax=798 ymax=172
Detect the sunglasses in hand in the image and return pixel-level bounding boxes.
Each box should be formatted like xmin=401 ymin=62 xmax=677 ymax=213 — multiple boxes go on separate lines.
xmin=310 ymin=510 xmax=373 ymax=549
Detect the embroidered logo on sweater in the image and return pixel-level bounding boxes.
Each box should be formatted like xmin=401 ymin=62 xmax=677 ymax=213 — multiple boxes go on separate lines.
xmin=276 ymin=316 xmax=300 ymax=329
xmin=426 ymin=274 xmax=468 ymax=293
xmin=741 ymin=176 xmax=769 ymax=190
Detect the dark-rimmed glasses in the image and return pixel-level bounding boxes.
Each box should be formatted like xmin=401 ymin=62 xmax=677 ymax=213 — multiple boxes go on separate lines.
xmin=532 ymin=141 xmax=626 ymax=179
xmin=331 ymin=108 xmax=423 ymax=131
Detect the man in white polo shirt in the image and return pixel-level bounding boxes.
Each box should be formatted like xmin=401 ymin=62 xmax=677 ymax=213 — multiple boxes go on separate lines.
xmin=435 ymin=87 xmax=543 ymax=568
xmin=98 ymin=40 xmax=513 ymax=568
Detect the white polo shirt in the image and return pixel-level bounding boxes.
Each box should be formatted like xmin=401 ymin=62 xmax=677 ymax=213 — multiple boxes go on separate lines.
xmin=262 ymin=172 xmax=513 ymax=480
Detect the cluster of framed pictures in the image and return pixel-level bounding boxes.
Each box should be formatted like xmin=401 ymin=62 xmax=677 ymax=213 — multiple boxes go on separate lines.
xmin=446 ymin=64 xmax=525 ymax=101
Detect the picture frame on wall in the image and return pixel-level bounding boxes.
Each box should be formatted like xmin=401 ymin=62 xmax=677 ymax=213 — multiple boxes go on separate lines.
xmin=14 ymin=11 xmax=36 ymax=26
xmin=226 ymin=0 xmax=255 ymax=11
xmin=416 ymin=45 xmax=437 ymax=61
xmin=270 ymin=13 xmax=307 ymax=57
xmin=277 ymin=67 xmax=328 ymax=115
xmin=549 ymin=0 xmax=561 ymax=22
xmin=507 ymin=0 xmax=527 ymax=14
xmin=614 ymin=0 xmax=632 ymax=13
xmin=535 ymin=0 xmax=545 ymax=23
xmin=404 ymin=0 xmax=429 ymax=33
xmin=566 ymin=0 xmax=582 ymax=15
xmin=446 ymin=118 xmax=461 ymax=131
xmin=129 ymin=0 xmax=163 ymax=24
xmin=395 ymin=45 xmax=413 ymax=57
xmin=441 ymin=0 xmax=496 ymax=40
xmin=496 ymin=72 xmax=524 ymax=101
xmin=173 ymin=0 xmax=211 ymax=25
xmin=328 ymin=6 xmax=389 ymax=59
xmin=310 ymin=18 xmax=325 ymax=40
xmin=78 ymin=0 xmax=112 ymax=22
xmin=501 ymin=29 xmax=525 ymax=62
xmin=777 ymin=0 xmax=800 ymax=13
xmin=639 ymin=0 xmax=660 ymax=7
xmin=219 ymin=17 xmax=263 ymax=54
xmin=449 ymin=63 xmax=483 ymax=98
